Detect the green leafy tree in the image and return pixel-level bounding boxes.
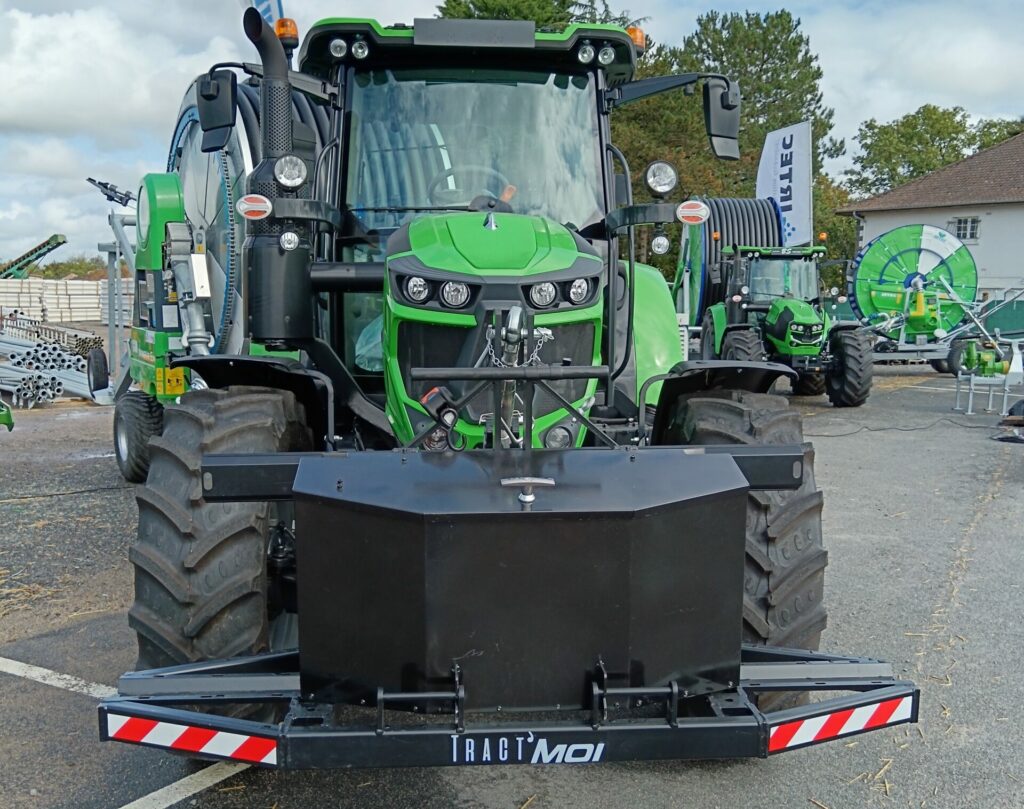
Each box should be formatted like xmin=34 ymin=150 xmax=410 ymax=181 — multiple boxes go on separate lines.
xmin=677 ymin=11 xmax=843 ymax=177
xmin=974 ymin=116 xmax=1024 ymax=150
xmin=436 ymin=0 xmax=575 ymax=26
xmin=844 ymin=105 xmax=976 ymax=197
xmin=844 ymin=107 xmax=1024 ymax=198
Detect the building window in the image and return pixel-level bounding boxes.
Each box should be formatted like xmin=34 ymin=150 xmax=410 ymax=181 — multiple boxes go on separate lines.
xmin=952 ymin=217 xmax=980 ymax=241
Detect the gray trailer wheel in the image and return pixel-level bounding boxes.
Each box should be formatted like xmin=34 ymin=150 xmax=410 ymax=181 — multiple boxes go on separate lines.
xmin=114 ymin=391 xmax=164 ymax=483
xmin=129 ymin=387 xmax=310 ymax=671
xmin=825 ymin=330 xmax=873 ymax=407
xmin=661 ymin=390 xmax=827 ymax=711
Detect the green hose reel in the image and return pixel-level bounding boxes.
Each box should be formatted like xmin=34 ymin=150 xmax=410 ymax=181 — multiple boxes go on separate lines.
xmin=848 ymin=224 xmax=978 ymax=340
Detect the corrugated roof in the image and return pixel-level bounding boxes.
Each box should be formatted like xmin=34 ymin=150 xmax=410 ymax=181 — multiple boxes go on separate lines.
xmin=838 ymin=133 xmax=1024 ymax=214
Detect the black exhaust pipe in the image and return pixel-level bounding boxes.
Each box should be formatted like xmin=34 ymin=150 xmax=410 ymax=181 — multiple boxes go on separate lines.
xmin=243 ymin=7 xmax=292 ymax=158
xmin=242 ymin=8 xmax=313 ymax=345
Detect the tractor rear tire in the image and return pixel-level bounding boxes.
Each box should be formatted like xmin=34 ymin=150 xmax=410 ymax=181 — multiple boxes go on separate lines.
xmin=114 ymin=392 xmax=164 ymax=483
xmin=825 ymin=330 xmax=873 ymax=407
xmin=661 ymin=390 xmax=826 ymax=712
xmin=129 ymin=387 xmax=310 ymax=673
xmin=721 ymin=329 xmax=765 ymax=362
xmin=792 ymin=373 xmax=826 ymax=396
xmin=700 ymin=311 xmax=719 ymax=359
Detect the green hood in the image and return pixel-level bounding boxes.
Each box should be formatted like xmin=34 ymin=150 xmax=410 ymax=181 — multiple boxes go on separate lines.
xmin=392 ymin=212 xmax=598 ymax=276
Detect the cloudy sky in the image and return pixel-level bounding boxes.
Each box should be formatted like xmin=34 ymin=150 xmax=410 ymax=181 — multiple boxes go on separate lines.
xmin=1 ymin=0 xmax=1022 ymax=263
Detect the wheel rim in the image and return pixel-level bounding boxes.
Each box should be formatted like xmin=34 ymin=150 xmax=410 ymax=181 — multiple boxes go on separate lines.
xmin=115 ymin=417 xmax=129 ymax=462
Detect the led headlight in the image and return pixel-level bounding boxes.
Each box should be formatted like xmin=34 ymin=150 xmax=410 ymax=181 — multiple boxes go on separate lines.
xmin=544 ymin=425 xmax=573 ymax=449
xmin=274 ymin=155 xmax=307 ymax=188
xmin=577 ymin=43 xmax=595 ymax=64
xmin=645 ymin=161 xmax=678 ymax=197
xmin=441 ymin=281 xmax=470 ymax=308
xmin=279 ymin=231 xmax=300 ymax=251
xmin=351 ymin=40 xmax=369 ymax=59
xmin=651 ymin=234 xmax=671 ymax=255
xmin=597 ymin=45 xmax=616 ymax=65
xmin=530 ymin=282 xmax=557 ymax=308
xmin=405 ymin=276 xmax=430 ymax=303
xmin=329 ymin=38 xmax=347 ymax=58
xmin=568 ymin=278 xmax=590 ymax=304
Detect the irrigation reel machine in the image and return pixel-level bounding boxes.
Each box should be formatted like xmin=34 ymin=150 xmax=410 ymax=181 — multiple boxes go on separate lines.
xmin=99 ymin=11 xmax=918 ymax=769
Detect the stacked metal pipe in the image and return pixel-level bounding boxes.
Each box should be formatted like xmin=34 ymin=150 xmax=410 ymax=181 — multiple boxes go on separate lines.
xmin=0 ymin=332 xmax=95 ymax=407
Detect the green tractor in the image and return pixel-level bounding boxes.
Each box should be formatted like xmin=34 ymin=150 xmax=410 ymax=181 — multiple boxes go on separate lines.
xmin=677 ymin=198 xmax=873 ymax=407
xmin=99 ymin=12 xmax=916 ymax=769
xmin=0 ymin=398 xmax=12 ymax=431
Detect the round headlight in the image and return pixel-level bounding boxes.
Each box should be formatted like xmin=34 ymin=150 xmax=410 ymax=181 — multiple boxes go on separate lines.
xmin=577 ymin=43 xmax=595 ymax=64
xmin=644 ymin=161 xmax=678 ymax=197
xmin=544 ymin=426 xmax=573 ymax=449
xmin=529 ymin=282 xmax=557 ymax=308
xmin=740 ymin=285 xmax=750 ymax=295
xmin=441 ymin=281 xmax=470 ymax=308
xmin=274 ymin=155 xmax=307 ymax=188
xmin=279 ymin=231 xmax=300 ymax=251
xmin=651 ymin=235 xmax=671 ymax=255
xmin=597 ymin=45 xmax=616 ymax=65
xmin=351 ymin=40 xmax=369 ymax=59
xmin=329 ymin=38 xmax=347 ymax=58
xmin=568 ymin=278 xmax=590 ymax=304
xmin=405 ymin=276 xmax=430 ymax=303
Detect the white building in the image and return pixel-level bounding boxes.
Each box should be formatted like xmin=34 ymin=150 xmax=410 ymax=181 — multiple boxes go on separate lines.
xmin=839 ymin=133 xmax=1024 ymax=298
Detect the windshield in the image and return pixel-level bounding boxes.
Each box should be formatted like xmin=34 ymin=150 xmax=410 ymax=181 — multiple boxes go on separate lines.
xmin=748 ymin=258 xmax=819 ymax=302
xmin=343 ymin=68 xmax=604 ymax=256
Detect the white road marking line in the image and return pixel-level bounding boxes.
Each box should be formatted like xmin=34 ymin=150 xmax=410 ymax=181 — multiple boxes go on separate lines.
xmin=0 ymin=656 xmax=250 ymax=806
xmin=115 ymin=762 xmax=250 ymax=809
xmin=0 ymin=655 xmax=116 ymax=699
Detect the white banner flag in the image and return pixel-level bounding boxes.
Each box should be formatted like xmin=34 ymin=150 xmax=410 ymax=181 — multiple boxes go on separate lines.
xmin=756 ymin=121 xmax=813 ymax=246
xmin=237 ymin=0 xmax=285 ymax=24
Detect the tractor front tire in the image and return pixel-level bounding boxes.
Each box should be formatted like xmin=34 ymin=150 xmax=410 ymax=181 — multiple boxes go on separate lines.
xmin=792 ymin=373 xmax=826 ymax=396
xmin=114 ymin=392 xmax=164 ymax=483
xmin=664 ymin=390 xmax=827 ymax=712
xmin=825 ymin=330 xmax=873 ymax=407
xmin=129 ymin=387 xmax=310 ymax=672
xmin=700 ymin=311 xmax=719 ymax=359
xmin=721 ymin=329 xmax=765 ymax=362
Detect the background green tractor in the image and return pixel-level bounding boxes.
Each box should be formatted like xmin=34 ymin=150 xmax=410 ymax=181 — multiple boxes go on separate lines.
xmin=677 ymin=197 xmax=872 ymax=407
xmin=0 ymin=398 xmax=12 ymax=431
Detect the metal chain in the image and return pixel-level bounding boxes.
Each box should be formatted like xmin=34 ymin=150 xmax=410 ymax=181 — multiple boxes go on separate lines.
xmin=487 ymin=328 xmax=553 ymax=368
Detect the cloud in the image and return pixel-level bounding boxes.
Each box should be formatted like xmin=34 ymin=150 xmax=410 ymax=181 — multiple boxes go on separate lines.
xmin=1 ymin=0 xmax=1022 ymax=262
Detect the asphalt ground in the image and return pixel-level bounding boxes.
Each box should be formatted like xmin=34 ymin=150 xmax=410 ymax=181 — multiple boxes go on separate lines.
xmin=1 ymin=367 xmax=1022 ymax=809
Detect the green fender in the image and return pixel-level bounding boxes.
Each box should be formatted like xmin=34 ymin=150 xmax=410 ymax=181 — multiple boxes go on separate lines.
xmin=135 ymin=173 xmax=186 ymax=271
xmin=0 ymin=400 xmax=12 ymax=431
xmin=633 ymin=263 xmax=684 ymax=405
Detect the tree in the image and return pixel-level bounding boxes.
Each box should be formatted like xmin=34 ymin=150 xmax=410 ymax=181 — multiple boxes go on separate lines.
xmin=436 ymin=0 xmax=575 ymax=26
xmin=975 ymin=116 xmax=1024 ymax=150
xmin=844 ymin=107 xmax=1024 ymax=198
xmin=843 ymin=105 xmax=975 ymax=197
xmin=677 ymin=11 xmax=844 ymax=177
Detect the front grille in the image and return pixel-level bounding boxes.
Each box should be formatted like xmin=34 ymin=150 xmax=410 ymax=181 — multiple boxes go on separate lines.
xmin=397 ymin=321 xmax=595 ymax=422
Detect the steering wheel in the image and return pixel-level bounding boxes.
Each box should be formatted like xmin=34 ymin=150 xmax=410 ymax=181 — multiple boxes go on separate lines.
xmin=427 ymin=165 xmax=513 ymax=207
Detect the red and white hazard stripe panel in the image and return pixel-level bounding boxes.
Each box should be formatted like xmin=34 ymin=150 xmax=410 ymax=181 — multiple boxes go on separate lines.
xmin=105 ymin=713 xmax=277 ymax=765
xmin=768 ymin=695 xmax=915 ymax=753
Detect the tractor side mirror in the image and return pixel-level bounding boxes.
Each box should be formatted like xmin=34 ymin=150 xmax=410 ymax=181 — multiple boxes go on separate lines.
xmin=197 ymin=70 xmax=238 ymax=153
xmin=703 ymin=77 xmax=740 ymax=161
